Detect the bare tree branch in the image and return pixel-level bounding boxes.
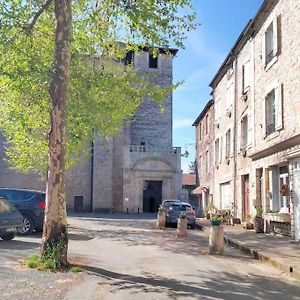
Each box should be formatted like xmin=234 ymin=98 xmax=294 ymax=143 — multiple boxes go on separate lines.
xmin=24 ymin=0 xmax=54 ymax=34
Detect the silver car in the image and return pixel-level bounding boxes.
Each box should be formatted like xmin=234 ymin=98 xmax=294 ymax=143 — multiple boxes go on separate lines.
xmin=165 ymin=201 xmax=196 ymax=229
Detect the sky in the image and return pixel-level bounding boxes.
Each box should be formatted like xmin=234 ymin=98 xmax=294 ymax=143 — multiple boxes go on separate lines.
xmin=173 ymin=0 xmax=263 ymax=172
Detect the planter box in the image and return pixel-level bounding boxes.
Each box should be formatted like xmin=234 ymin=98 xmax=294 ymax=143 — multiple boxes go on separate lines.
xmin=266 ymin=213 xmax=291 ymax=223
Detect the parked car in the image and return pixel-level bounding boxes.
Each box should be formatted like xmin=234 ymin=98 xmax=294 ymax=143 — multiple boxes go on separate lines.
xmin=0 ymin=197 xmax=23 ymax=240
xmin=165 ymin=201 xmax=196 ymax=229
xmin=0 ymin=188 xmax=45 ymax=235
xmin=160 ymin=199 xmax=181 ymax=209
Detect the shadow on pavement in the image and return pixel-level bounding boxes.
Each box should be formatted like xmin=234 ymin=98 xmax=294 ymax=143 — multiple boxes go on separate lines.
xmin=81 ymin=265 xmax=300 ymax=300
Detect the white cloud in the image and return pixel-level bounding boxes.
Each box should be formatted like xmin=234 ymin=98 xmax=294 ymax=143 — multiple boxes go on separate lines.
xmin=173 ymin=118 xmax=194 ymax=129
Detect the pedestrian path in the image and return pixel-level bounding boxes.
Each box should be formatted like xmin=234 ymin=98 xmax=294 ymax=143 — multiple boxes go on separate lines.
xmin=200 ymin=219 xmax=300 ymax=280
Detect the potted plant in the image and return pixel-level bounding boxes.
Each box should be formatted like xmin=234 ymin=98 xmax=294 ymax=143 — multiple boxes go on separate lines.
xmin=253 ymin=206 xmax=264 ymax=233
xmin=211 ymin=216 xmax=221 ymax=226
xmin=156 ymin=206 xmax=166 ymax=229
xmin=177 ymin=212 xmax=188 ymax=237
xmin=244 ymin=214 xmax=254 ymax=229
xmin=205 ymin=202 xmax=216 ymax=219
xmin=280 ymin=183 xmax=289 ymax=196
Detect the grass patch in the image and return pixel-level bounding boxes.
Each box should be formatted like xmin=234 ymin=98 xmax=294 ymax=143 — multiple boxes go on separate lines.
xmin=70 ymin=266 xmax=82 ymax=273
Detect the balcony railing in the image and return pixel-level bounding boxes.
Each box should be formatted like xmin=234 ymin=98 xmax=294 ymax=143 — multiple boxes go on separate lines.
xmin=129 ymin=145 xmax=180 ymax=154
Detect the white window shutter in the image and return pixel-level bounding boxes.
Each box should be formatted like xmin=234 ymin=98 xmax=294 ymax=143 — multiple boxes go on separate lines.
xmin=261 ymin=33 xmax=266 ymax=65
xmin=230 ymin=127 xmax=234 ymax=157
xmin=275 ymin=84 xmax=283 ymax=130
xmin=219 ymin=137 xmax=222 ymax=164
xmin=261 ymin=99 xmax=267 ymax=139
xmin=247 ymin=112 xmax=253 ymax=148
xmin=273 ymin=16 xmax=278 ymax=56
xmin=237 ymin=120 xmax=241 ymax=153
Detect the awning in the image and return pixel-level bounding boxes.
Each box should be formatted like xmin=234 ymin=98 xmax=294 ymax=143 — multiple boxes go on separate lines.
xmin=192 ymin=186 xmax=208 ymax=195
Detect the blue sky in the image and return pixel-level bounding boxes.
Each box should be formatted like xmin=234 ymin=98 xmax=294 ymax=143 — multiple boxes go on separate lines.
xmin=173 ymin=0 xmax=263 ymax=172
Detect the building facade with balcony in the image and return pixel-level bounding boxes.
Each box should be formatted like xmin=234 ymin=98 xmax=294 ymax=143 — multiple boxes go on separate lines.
xmin=0 ymin=48 xmax=182 ymax=213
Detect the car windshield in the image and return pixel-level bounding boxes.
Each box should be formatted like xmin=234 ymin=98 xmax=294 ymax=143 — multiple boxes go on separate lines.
xmin=170 ymin=204 xmax=192 ymax=211
xmin=0 ymin=197 xmax=17 ymax=213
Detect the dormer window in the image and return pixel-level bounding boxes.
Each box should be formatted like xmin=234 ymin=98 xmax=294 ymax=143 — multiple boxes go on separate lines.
xmin=149 ymin=53 xmax=158 ymax=69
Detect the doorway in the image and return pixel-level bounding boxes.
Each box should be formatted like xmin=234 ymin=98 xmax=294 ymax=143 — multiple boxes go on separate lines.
xmin=143 ymin=181 xmax=162 ymax=213
xmin=242 ymin=175 xmax=250 ymax=221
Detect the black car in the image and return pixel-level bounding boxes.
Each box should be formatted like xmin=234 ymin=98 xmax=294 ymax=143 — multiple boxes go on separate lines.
xmin=0 ymin=197 xmax=23 ymax=240
xmin=0 ymin=188 xmax=45 ymax=235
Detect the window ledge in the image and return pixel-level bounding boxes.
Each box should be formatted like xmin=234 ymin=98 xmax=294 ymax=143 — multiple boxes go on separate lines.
xmin=264 ymin=55 xmax=278 ymax=71
xmin=265 ymin=130 xmax=280 ymax=142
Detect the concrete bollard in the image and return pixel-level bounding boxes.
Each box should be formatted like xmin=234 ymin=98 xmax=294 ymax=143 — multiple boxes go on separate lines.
xmin=177 ymin=218 xmax=188 ymax=237
xmin=209 ymin=225 xmax=224 ymax=255
xmin=156 ymin=210 xmax=166 ymax=229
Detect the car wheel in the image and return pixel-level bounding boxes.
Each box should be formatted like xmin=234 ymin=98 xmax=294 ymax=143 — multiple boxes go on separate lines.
xmin=1 ymin=233 xmax=16 ymax=241
xmin=18 ymin=214 xmax=34 ymax=235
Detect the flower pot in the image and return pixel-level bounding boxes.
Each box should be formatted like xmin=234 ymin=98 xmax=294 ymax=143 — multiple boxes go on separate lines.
xmin=254 ymin=217 xmax=264 ymax=233
xmin=211 ymin=219 xmax=221 ymax=226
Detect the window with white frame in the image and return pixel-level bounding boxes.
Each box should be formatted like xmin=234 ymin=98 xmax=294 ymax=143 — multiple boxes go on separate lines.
xmin=226 ymin=81 xmax=234 ymax=111
xmin=225 ymin=129 xmax=231 ymax=160
xmin=241 ymin=115 xmax=248 ymax=149
xmin=215 ymin=138 xmax=220 ymax=166
xmin=242 ymin=59 xmax=251 ymax=93
xmin=263 ymin=16 xmax=278 ymax=66
xmin=262 ymin=83 xmax=282 ymax=138
xmin=205 ymin=150 xmax=209 ymax=174
xmin=199 ymin=155 xmax=202 ymax=177
xmin=215 ymin=99 xmax=221 ymax=121
xmin=266 ymin=90 xmax=276 ymax=135
xmin=205 ymin=114 xmax=209 ymax=135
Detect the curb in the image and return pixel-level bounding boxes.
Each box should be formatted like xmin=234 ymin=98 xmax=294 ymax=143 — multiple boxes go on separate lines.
xmin=224 ymin=234 xmax=300 ymax=281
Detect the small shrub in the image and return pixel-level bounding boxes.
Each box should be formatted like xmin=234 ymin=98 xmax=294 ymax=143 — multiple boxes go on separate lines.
xmin=26 ymin=255 xmax=39 ymax=269
xmin=179 ymin=212 xmax=186 ymax=219
xmin=70 ymin=266 xmax=82 ymax=273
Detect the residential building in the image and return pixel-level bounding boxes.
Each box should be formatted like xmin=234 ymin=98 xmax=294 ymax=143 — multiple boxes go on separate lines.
xmin=192 ymin=100 xmax=214 ymax=216
xmin=0 ymin=48 xmax=182 ymax=213
xmin=194 ymin=0 xmax=300 ymax=238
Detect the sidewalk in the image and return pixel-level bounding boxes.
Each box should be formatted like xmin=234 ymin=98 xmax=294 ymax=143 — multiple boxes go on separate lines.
xmin=200 ymin=219 xmax=300 ymax=280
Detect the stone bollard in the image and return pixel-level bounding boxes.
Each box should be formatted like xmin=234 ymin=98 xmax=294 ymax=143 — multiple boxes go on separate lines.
xmin=156 ymin=210 xmax=166 ymax=229
xmin=177 ymin=218 xmax=188 ymax=237
xmin=209 ymin=225 xmax=224 ymax=255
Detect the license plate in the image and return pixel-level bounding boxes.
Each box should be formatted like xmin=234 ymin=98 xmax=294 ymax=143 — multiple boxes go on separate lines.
xmin=5 ymin=227 xmax=16 ymax=232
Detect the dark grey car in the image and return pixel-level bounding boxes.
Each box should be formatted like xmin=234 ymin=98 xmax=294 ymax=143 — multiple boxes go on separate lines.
xmin=165 ymin=202 xmax=196 ymax=229
xmin=0 ymin=188 xmax=45 ymax=235
xmin=0 ymin=197 xmax=23 ymax=240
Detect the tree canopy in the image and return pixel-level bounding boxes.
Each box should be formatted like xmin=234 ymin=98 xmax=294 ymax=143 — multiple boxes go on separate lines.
xmin=0 ymin=0 xmax=196 ymax=176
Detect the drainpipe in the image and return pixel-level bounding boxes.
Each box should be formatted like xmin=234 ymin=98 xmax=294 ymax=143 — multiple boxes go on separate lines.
xmin=90 ymin=139 xmax=94 ymax=213
xmin=233 ymin=57 xmax=238 ymax=218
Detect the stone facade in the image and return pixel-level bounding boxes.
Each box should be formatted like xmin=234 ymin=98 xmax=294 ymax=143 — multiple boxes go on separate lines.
xmin=0 ymin=48 xmax=182 ymax=213
xmin=194 ymin=0 xmax=300 ymax=238
xmin=192 ymin=100 xmax=214 ymax=215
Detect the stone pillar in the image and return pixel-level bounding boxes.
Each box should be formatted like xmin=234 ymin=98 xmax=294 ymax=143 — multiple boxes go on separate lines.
xmin=177 ymin=218 xmax=188 ymax=237
xmin=156 ymin=210 xmax=166 ymax=229
xmin=209 ymin=226 xmax=224 ymax=255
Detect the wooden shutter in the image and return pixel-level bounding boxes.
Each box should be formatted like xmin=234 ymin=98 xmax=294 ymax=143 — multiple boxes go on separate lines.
xmin=273 ymin=16 xmax=278 ymax=56
xmin=230 ymin=127 xmax=234 ymax=157
xmin=261 ymin=32 xmax=266 ymax=66
xmin=219 ymin=137 xmax=222 ymax=164
xmin=275 ymin=84 xmax=283 ymax=130
xmin=247 ymin=112 xmax=253 ymax=148
xmin=261 ymin=99 xmax=267 ymax=139
xmin=237 ymin=120 xmax=241 ymax=153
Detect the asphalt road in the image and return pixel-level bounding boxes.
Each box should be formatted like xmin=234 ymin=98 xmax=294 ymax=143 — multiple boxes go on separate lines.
xmin=1 ymin=214 xmax=300 ymax=300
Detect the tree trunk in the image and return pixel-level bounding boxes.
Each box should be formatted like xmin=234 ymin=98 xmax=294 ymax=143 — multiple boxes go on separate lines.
xmin=41 ymin=0 xmax=72 ymax=267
